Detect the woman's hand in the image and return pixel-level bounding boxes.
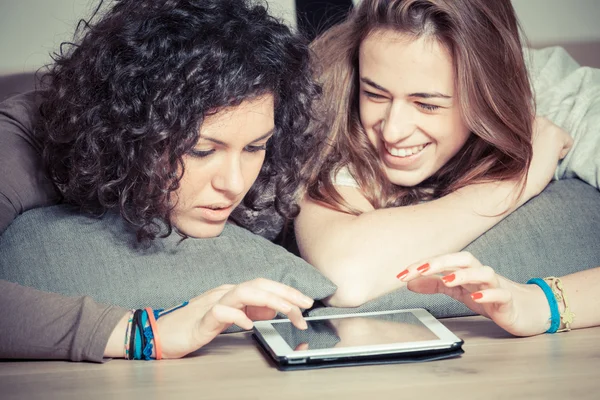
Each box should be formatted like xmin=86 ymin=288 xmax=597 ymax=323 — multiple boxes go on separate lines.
xmin=396 ymin=252 xmax=551 ymax=337
xmin=524 ymin=116 xmax=573 ymax=200
xmin=107 ymin=279 xmax=314 ymax=359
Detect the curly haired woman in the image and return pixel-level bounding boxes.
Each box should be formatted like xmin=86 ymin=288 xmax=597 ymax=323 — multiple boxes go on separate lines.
xmin=0 ymin=0 xmax=318 ymax=362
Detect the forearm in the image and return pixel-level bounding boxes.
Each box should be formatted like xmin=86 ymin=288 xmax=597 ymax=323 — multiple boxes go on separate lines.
xmin=558 ymin=267 xmax=600 ymax=330
xmin=0 ymin=280 xmax=127 ymax=362
xmin=297 ymin=180 xmax=526 ymax=306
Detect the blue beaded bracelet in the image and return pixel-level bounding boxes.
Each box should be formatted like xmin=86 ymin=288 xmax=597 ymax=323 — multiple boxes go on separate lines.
xmin=527 ymin=278 xmax=560 ymax=333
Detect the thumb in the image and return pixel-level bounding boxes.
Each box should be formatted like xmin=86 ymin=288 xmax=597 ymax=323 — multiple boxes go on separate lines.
xmin=246 ymin=306 xmax=277 ymax=321
xmin=406 ymin=276 xmax=445 ymax=294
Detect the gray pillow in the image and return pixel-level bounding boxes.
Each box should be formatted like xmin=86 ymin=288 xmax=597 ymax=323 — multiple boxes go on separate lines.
xmin=0 ymin=206 xmax=336 ymax=309
xmin=310 ymin=179 xmax=600 ymax=318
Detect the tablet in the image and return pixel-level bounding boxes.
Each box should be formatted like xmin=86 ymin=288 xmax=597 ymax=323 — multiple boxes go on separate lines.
xmin=253 ymin=308 xmax=464 ymax=370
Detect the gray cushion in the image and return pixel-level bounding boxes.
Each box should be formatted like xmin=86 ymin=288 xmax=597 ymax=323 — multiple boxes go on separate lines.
xmin=310 ymin=179 xmax=600 ymax=318
xmin=0 ymin=205 xmax=336 ymax=310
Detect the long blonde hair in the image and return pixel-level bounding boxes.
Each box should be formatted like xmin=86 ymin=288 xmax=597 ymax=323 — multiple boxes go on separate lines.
xmin=302 ymin=0 xmax=533 ymax=213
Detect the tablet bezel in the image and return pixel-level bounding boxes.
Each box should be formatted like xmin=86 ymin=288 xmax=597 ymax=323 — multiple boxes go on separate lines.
xmin=253 ymin=308 xmax=462 ymax=362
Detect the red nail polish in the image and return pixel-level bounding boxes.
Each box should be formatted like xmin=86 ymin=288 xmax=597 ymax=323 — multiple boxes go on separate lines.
xmin=417 ymin=263 xmax=430 ymax=272
xmin=396 ymin=269 xmax=409 ymax=279
xmin=471 ymin=292 xmax=483 ymax=300
xmin=442 ymin=274 xmax=455 ymax=283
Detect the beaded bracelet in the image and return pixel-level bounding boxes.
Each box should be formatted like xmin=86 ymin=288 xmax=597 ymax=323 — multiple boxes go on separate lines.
xmin=527 ymin=278 xmax=560 ymax=333
xmin=123 ymin=310 xmax=135 ymax=359
xmin=544 ymin=276 xmax=575 ymax=332
xmin=124 ymin=301 xmax=189 ymax=360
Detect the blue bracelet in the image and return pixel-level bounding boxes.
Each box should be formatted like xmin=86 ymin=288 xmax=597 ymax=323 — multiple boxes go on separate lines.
xmin=527 ymin=278 xmax=560 ymax=333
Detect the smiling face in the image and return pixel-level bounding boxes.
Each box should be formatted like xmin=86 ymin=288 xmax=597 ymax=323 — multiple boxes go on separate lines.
xmin=358 ymin=29 xmax=471 ymax=187
xmin=170 ymin=94 xmax=275 ymax=238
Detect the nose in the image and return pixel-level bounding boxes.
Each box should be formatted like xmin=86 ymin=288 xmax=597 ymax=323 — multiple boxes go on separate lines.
xmin=212 ymin=155 xmax=245 ymax=198
xmin=380 ymin=102 xmax=416 ymax=143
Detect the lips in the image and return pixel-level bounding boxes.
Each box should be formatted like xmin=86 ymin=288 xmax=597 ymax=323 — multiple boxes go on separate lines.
xmin=381 ymin=142 xmax=430 ymax=169
xmin=195 ymin=203 xmax=235 ymax=222
xmin=384 ymin=143 xmax=429 ymax=158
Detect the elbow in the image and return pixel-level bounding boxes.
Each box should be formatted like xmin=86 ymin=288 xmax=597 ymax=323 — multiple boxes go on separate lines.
xmin=327 ymin=283 xmax=373 ymax=308
xmin=317 ymin=259 xmax=377 ymax=308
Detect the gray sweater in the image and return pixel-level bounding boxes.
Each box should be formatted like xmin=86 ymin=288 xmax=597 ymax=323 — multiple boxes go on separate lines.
xmin=527 ymin=47 xmax=600 ymax=189
xmin=0 ymin=92 xmax=126 ymax=362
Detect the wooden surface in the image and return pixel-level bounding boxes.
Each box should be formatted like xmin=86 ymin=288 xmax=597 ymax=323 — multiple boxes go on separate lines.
xmin=1 ymin=316 xmax=599 ymax=400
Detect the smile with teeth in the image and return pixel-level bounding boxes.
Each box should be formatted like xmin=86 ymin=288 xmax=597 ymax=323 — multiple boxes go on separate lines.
xmin=385 ymin=143 xmax=428 ymax=158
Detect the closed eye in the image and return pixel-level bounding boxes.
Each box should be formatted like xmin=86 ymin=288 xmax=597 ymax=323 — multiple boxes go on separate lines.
xmin=189 ymin=149 xmax=215 ymax=158
xmin=363 ymin=90 xmax=389 ymax=101
xmin=245 ymin=144 xmax=268 ymax=153
xmin=416 ymin=102 xmax=440 ymax=112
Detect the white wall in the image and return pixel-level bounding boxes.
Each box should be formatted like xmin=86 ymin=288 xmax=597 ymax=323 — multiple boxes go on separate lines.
xmin=0 ymin=0 xmax=97 ymax=74
xmin=267 ymin=0 xmax=296 ymax=27
xmin=0 ymin=0 xmax=599 ymax=75
xmin=512 ymin=0 xmax=600 ymax=46
xmin=0 ymin=0 xmax=297 ymax=75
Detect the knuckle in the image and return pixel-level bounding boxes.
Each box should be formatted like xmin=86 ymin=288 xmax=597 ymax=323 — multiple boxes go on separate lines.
xmin=216 ymin=284 xmax=235 ymax=292
xmin=459 ymin=251 xmax=475 ymax=265
xmin=254 ymin=277 xmax=270 ymax=286
xmin=480 ymin=265 xmax=496 ymax=280
xmin=210 ymin=304 xmax=226 ymax=319
xmin=234 ymin=285 xmax=251 ymax=298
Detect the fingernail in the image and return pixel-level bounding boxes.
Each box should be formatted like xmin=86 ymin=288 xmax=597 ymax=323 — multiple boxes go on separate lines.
xmin=396 ymin=269 xmax=409 ymax=279
xmin=471 ymin=292 xmax=483 ymax=300
xmin=300 ymin=319 xmax=308 ymax=330
xmin=417 ymin=263 xmax=430 ymax=273
xmin=442 ymin=274 xmax=455 ymax=283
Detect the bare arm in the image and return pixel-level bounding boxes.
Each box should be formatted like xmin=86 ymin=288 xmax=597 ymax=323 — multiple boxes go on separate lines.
xmin=1 ymin=279 xmax=312 ymax=361
xmin=296 ymin=180 xmax=528 ymax=307
xmin=557 ymin=267 xmax=600 ymax=331
xmin=296 ymin=117 xmax=573 ymax=307
xmin=402 ymin=253 xmax=600 ymax=336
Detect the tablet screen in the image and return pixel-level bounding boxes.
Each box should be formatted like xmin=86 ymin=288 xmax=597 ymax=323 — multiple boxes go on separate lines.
xmin=273 ymin=312 xmax=440 ymax=351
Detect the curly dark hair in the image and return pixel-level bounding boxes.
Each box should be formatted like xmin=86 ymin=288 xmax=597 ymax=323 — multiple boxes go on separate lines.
xmin=37 ymin=0 xmax=319 ymax=242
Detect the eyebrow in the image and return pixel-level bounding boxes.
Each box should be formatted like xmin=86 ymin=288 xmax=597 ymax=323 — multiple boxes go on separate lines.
xmin=200 ymin=127 xmax=275 ymax=146
xmin=360 ymin=77 xmax=452 ymax=99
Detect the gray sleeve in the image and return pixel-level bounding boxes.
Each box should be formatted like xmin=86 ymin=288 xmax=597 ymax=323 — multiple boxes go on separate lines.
xmin=526 ymin=47 xmax=600 ymax=189
xmin=0 ymin=91 xmax=61 ymax=234
xmin=0 ymin=279 xmax=127 ymax=362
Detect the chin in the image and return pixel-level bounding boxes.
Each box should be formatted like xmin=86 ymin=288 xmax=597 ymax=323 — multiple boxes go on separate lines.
xmin=385 ymin=169 xmax=430 ymax=188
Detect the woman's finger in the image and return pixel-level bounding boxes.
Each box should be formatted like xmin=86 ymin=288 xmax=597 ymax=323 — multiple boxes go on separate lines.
xmin=406 ymin=275 xmax=446 ymax=295
xmin=440 ymin=265 xmax=500 ymax=289
xmin=397 ymin=251 xmax=484 ymax=281
xmin=193 ymin=304 xmax=254 ymax=348
xmin=238 ymin=278 xmax=314 ymax=309
xmin=219 ymin=284 xmax=308 ymax=330
xmin=407 ymin=275 xmax=469 ymax=300
xmin=469 ymin=288 xmax=513 ymax=306
xmin=189 ymin=284 xmax=234 ymax=305
xmin=245 ymin=306 xmax=278 ymax=321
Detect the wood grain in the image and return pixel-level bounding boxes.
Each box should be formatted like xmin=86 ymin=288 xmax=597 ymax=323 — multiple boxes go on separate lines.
xmin=1 ymin=316 xmax=599 ymax=400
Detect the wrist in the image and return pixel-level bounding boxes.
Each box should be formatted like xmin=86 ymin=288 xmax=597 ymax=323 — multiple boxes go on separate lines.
xmin=529 ymin=284 xmax=552 ymax=335
xmin=104 ymin=311 xmax=133 ymax=358
xmin=463 ymin=180 xmax=523 ymax=215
